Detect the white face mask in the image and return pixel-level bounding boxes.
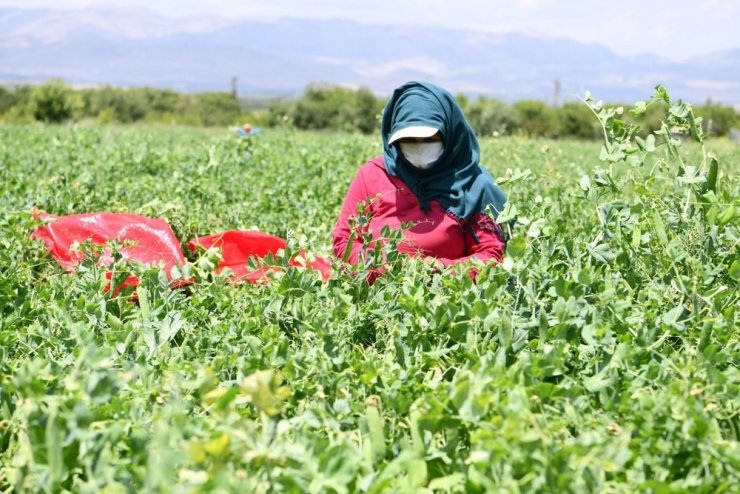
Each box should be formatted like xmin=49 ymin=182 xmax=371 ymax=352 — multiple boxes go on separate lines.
xmin=399 ymin=141 xmax=444 ymax=169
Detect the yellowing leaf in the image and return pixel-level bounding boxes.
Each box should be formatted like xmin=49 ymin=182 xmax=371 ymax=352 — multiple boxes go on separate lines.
xmin=203 ymin=434 xmax=230 ymax=458
xmin=188 ymin=442 xmax=206 ymax=463
xmin=240 ymin=370 xmax=290 ymax=416
xmin=202 ymin=387 xmax=228 ymax=406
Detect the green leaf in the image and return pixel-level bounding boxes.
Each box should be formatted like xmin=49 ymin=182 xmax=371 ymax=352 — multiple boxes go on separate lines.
xmin=495 ymin=202 xmax=518 ymax=224
xmin=631 ymin=220 xmax=641 ymax=249
xmin=159 ymin=311 xmax=186 ymax=343
xmin=653 ymin=84 xmax=670 ymax=103
xmin=506 ymin=236 xmax=526 ymax=258
xmin=584 ymin=368 xmax=612 ymax=392
xmin=407 ymin=459 xmax=428 ymax=487
xmin=630 ymin=101 xmax=647 ymax=117
xmin=342 ymin=231 xmax=356 ymax=262
xmin=645 ymin=134 xmax=656 ymax=152
xmin=526 ymin=218 xmax=546 ymax=238
xmin=428 ymin=473 xmax=465 ymax=490
xmin=137 ymin=285 xmax=151 ymax=319
xmin=587 ymin=243 xmax=617 ymax=263
xmin=46 ymin=411 xmax=64 ymax=486
xmin=729 ymin=260 xmax=740 ymax=281
xmin=366 ymin=404 xmax=386 ymax=463
xmin=662 ymin=305 xmax=684 ymax=328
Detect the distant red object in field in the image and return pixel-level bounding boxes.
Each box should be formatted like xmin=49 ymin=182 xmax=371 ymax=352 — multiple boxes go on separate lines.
xmin=188 ymin=230 xmax=332 ymax=282
xmin=31 ymin=211 xmax=187 ymax=294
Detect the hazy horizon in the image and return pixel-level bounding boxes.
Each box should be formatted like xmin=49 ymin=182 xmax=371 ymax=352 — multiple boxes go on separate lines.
xmin=1 ymin=0 xmax=738 ymax=62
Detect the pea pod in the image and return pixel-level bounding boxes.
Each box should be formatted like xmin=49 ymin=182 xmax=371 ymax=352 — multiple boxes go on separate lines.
xmin=706 ymin=153 xmax=718 ymax=193
xmin=651 ymin=209 xmax=669 ymax=246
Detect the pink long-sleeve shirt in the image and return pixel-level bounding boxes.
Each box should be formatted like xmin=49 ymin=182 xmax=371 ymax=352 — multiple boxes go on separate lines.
xmin=332 ymin=157 xmax=505 ymax=268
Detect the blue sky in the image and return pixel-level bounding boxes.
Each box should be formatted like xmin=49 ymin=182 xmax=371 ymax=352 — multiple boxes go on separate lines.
xmin=1 ymin=0 xmax=738 ymax=61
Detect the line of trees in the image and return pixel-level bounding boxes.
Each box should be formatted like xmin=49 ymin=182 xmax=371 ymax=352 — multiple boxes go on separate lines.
xmin=0 ymin=80 xmax=249 ymax=127
xmin=1 ymin=80 xmax=737 ymax=139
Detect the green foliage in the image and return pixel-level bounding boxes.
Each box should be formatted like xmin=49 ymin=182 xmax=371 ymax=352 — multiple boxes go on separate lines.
xmin=83 ymin=86 xmax=147 ymax=123
xmin=266 ymin=99 xmax=295 ymax=127
xmin=557 ymin=102 xmax=601 ymax=139
xmin=513 ymin=100 xmax=556 ymax=136
xmin=29 ymin=80 xmax=79 ymax=123
xmin=80 ymin=86 xmax=182 ymax=124
xmin=696 ymin=100 xmax=739 ymax=137
xmin=2 ymin=80 xmax=736 ymax=140
xmin=465 ymin=98 xmax=520 ymax=137
xmin=0 ymin=85 xmax=11 ymax=113
xmin=0 ymin=85 xmax=31 ymax=115
xmin=623 ymin=100 xmax=670 ymax=137
xmin=0 ymin=85 xmax=33 ymax=124
xmin=190 ymin=92 xmax=242 ymax=127
xmin=289 ymin=84 xmax=383 ymax=134
xmin=1 ymin=81 xmax=738 ymax=491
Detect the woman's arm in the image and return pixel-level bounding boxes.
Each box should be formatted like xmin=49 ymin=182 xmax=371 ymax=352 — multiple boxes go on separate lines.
xmin=437 ymin=213 xmax=506 ymax=268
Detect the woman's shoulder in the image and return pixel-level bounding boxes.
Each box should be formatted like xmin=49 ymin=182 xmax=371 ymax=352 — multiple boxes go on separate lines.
xmin=353 ymin=155 xmax=406 ymax=192
xmin=355 ymin=156 xmax=390 ymax=182
xmin=358 ymin=156 xmax=386 ymax=174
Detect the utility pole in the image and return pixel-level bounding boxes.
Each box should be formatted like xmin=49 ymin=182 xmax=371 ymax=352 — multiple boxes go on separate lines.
xmin=231 ymin=76 xmax=238 ymax=99
xmin=552 ymin=79 xmax=561 ymax=108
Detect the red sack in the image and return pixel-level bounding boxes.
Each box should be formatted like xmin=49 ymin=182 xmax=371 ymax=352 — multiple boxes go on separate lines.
xmin=188 ymin=230 xmax=331 ymax=283
xmin=32 ymin=212 xmax=187 ymax=294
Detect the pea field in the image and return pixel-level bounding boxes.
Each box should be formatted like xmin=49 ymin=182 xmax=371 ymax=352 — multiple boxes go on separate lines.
xmin=0 ymin=92 xmax=738 ymax=493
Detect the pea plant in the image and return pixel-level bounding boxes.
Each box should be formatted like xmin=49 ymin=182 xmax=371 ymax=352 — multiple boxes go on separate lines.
xmin=0 ymin=88 xmax=737 ymax=493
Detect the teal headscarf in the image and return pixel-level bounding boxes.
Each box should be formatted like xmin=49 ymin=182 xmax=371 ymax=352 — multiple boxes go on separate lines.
xmin=382 ymin=81 xmax=507 ymax=228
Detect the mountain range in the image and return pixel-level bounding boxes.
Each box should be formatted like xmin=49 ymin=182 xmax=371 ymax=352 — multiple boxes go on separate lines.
xmin=1 ymin=6 xmax=739 ymax=105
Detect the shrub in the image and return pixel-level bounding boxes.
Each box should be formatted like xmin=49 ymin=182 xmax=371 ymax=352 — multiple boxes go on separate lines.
xmin=29 ymin=80 xmax=78 ymax=123
xmin=466 ymin=98 xmax=520 ymax=137
xmin=292 ymin=84 xmax=382 ymax=134
xmin=513 ymin=100 xmax=555 ymax=136
xmin=558 ymin=102 xmax=601 ymax=139
xmin=696 ymin=100 xmax=738 ymax=137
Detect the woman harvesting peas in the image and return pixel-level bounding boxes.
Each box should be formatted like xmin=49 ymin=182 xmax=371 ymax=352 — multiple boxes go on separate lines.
xmin=333 ymin=81 xmax=508 ymax=276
